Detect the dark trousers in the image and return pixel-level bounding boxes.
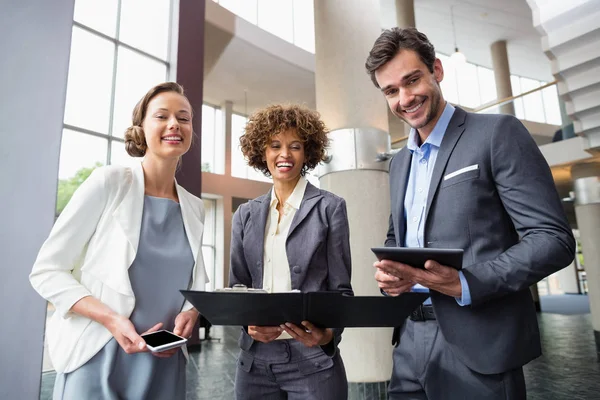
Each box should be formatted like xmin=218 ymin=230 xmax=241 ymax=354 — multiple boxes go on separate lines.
xmin=235 ymin=339 xmax=348 ymax=400
xmin=389 ymin=319 xmax=526 ymax=400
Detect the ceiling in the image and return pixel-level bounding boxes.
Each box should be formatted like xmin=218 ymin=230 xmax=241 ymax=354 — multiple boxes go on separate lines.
xmin=203 ymin=0 xmax=554 ymax=118
xmin=389 ymin=0 xmax=554 ymax=80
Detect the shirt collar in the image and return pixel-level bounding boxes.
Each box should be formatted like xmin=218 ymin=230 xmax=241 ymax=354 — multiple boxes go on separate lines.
xmin=406 ymin=102 xmax=455 ymax=153
xmin=269 ymin=176 xmax=308 ymax=210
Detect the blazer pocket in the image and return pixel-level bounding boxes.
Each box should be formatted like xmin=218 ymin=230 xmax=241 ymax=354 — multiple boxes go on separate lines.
xmin=237 ymin=350 xmax=254 ymax=373
xmin=441 ymin=164 xmax=480 ymax=188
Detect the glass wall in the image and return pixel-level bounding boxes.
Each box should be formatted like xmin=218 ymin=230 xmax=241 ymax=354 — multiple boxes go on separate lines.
xmin=437 ymin=53 xmax=562 ymax=126
xmin=58 ymin=0 xmax=172 ymax=214
xmin=212 ymin=0 xmax=315 ymax=53
xmin=201 ymin=104 xmax=225 ymax=174
xmin=202 ymin=198 xmax=217 ymax=291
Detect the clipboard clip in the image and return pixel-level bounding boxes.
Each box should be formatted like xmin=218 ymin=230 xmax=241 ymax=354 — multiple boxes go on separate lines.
xmin=215 ymin=284 xmax=268 ymax=293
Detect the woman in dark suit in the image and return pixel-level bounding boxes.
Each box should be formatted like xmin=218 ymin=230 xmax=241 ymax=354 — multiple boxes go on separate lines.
xmin=229 ymin=104 xmax=353 ymax=399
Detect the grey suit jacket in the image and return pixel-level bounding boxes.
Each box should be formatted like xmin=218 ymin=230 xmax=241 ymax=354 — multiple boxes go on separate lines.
xmin=387 ymin=107 xmax=575 ymax=374
xmin=230 ymin=181 xmax=353 ymax=356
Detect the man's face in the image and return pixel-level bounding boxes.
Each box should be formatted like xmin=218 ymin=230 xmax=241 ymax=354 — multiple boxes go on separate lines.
xmin=375 ymin=49 xmax=445 ymax=137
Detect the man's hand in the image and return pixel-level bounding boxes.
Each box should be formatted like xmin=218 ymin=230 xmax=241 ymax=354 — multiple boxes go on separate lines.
xmin=374 ymin=259 xmax=462 ymax=298
xmin=374 ymin=266 xmax=414 ymax=296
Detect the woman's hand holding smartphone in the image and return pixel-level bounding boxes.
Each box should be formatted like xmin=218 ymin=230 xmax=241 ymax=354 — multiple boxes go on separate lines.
xmin=144 ymin=309 xmax=200 ymax=358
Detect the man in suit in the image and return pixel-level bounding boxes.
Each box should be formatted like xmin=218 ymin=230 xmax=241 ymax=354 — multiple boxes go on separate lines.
xmin=365 ymin=27 xmax=575 ymax=399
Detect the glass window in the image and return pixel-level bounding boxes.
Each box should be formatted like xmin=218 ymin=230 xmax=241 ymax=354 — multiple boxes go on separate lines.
xmin=202 ymin=198 xmax=217 ymax=291
xmin=292 ymin=0 xmax=315 ymax=53
xmin=73 ymin=0 xmax=119 ymax=37
xmin=63 ymin=27 xmax=115 ymax=134
xmin=455 ymin=63 xmax=480 ymax=108
xmin=119 ymin=0 xmax=171 ymax=60
xmin=58 ymin=130 xmax=108 ymax=180
xmin=520 ymin=78 xmax=546 ymax=123
xmin=201 ymin=105 xmax=216 ymax=173
xmin=110 ymin=139 xmax=142 ymax=168
xmin=201 ymin=105 xmax=224 ymax=174
xmin=437 ymin=54 xmax=459 ymax=105
xmin=510 ymin=75 xmax=525 ymax=120
xmin=57 ymin=130 xmax=108 ymax=214
xmin=477 ymin=66 xmax=497 ymax=105
xmin=111 ymin=47 xmax=168 ymax=138
xmin=231 ymin=113 xmax=247 ymax=179
xmin=257 ymin=0 xmax=294 ymax=43
xmin=542 ymin=84 xmax=562 ymax=126
xmin=219 ymin=0 xmax=258 ymax=24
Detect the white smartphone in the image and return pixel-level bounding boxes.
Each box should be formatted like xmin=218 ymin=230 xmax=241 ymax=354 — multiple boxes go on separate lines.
xmin=141 ymin=330 xmax=187 ymax=353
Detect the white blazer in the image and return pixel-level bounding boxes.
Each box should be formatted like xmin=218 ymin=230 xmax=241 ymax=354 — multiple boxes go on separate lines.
xmin=29 ymin=162 xmax=208 ymax=373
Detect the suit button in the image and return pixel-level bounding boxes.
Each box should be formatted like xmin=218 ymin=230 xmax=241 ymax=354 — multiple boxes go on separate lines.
xmin=293 ymin=266 xmax=301 ymax=274
xmin=256 ymin=261 xmax=261 ymax=266
xmin=314 ymin=362 xmax=321 ymax=367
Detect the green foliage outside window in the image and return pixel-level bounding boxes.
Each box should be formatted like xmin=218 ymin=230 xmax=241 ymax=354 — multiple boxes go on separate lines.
xmin=56 ymin=162 xmax=103 ymax=215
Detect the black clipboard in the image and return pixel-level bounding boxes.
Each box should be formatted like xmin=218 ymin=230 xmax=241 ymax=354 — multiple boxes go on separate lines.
xmin=180 ymin=290 xmax=429 ymax=328
xmin=371 ymin=247 xmax=463 ymax=270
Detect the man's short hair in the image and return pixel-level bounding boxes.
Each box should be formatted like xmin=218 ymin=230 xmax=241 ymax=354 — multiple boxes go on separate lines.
xmin=365 ymin=27 xmax=436 ymax=88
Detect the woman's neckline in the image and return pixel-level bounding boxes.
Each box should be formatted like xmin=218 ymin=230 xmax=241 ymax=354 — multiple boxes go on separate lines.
xmin=145 ymin=194 xmax=179 ymax=204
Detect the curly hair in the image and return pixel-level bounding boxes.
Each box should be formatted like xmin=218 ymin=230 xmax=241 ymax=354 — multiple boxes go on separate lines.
xmin=240 ymin=104 xmax=329 ymax=177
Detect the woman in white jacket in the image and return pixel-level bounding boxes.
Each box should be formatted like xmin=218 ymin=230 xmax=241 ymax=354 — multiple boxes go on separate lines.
xmin=30 ymin=82 xmax=208 ymax=400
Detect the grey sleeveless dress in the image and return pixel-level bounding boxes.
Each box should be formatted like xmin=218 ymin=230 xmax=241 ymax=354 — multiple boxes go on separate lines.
xmin=53 ymin=195 xmax=195 ymax=400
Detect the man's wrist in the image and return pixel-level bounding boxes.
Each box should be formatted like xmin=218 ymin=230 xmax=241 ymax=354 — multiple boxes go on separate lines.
xmin=319 ymin=328 xmax=334 ymax=346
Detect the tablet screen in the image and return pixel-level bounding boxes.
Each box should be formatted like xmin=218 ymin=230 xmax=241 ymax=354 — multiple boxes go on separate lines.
xmin=371 ymin=247 xmax=463 ymax=270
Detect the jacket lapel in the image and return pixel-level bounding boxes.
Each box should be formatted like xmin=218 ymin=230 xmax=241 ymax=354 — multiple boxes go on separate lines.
xmin=112 ymin=162 xmax=144 ymax=256
xmin=393 ymin=149 xmax=412 ymax=247
xmin=424 ymin=107 xmax=467 ymax=224
xmin=287 ymin=182 xmax=323 ymax=239
xmin=250 ymin=192 xmax=271 ymax=285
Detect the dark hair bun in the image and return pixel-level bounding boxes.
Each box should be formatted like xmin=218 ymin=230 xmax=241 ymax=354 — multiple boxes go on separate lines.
xmin=124 ymin=126 xmax=147 ymax=157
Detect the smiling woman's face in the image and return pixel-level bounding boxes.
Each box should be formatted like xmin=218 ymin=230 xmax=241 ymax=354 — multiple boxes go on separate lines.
xmin=264 ymin=128 xmax=306 ymax=185
xmin=141 ymin=91 xmax=193 ymax=161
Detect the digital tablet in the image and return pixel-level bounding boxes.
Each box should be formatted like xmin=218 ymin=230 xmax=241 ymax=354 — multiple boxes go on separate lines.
xmin=371 ymin=247 xmax=463 ymax=270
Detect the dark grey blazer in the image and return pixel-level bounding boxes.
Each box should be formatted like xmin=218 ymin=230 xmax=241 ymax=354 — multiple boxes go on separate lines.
xmin=387 ymin=107 xmax=575 ymax=374
xmin=229 ymin=181 xmax=353 ymax=356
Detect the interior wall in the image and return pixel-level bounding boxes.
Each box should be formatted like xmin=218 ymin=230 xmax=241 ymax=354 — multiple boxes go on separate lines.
xmin=0 ymin=1 xmax=75 ymax=398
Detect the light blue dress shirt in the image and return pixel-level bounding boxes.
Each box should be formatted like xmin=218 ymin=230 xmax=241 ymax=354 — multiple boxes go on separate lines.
xmin=403 ymin=102 xmax=471 ymax=306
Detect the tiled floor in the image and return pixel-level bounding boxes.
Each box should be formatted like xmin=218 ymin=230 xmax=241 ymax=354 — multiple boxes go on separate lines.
xmin=41 ymin=312 xmax=600 ymax=399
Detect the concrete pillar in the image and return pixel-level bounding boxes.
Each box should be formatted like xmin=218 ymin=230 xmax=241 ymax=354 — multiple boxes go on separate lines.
xmin=222 ymin=100 xmax=233 ymax=177
xmin=490 ymin=40 xmax=516 ymax=116
xmin=0 ymin=1 xmax=75 ymax=398
xmin=314 ymin=0 xmax=392 ymax=396
xmin=392 ymin=0 xmax=415 ymax=144
xmin=395 ymin=0 xmax=415 ymax=28
xmin=571 ymin=162 xmax=600 ymax=360
xmin=221 ymin=100 xmax=234 ymax=287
